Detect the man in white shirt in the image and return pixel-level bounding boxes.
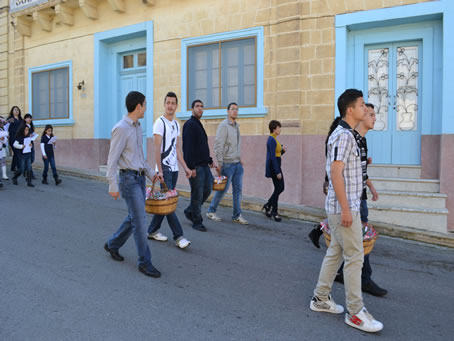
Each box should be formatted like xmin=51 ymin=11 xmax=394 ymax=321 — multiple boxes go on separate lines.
xmin=147 ymin=92 xmax=192 ymax=249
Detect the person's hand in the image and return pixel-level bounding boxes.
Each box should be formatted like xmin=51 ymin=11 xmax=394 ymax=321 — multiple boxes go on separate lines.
xmin=341 ymin=208 xmax=352 ymax=227
xmin=109 ymin=192 xmax=120 ymax=200
xmin=191 ymin=169 xmax=196 ymax=178
xmin=371 ymin=187 xmax=379 ymax=201
xmin=323 ymin=180 xmax=329 ymax=195
xmin=29 ymin=143 xmax=32 ymax=147
xmin=157 ymin=174 xmax=164 ymax=183
xmin=216 ymin=165 xmax=222 ymax=176
xmin=184 ymin=167 xmax=192 ymax=179
xmin=240 ymin=160 xmax=244 ymax=167
xmin=210 ymin=162 xmax=217 ymax=169
xmin=367 ymin=157 xmax=372 ymax=165
xmin=282 ymin=145 xmax=287 ymax=153
xmin=43 ymin=155 xmax=47 ymax=160
xmin=277 ymin=173 xmax=282 ymax=180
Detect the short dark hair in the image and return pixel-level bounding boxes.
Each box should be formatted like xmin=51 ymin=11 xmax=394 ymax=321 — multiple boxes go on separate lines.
xmin=337 ymin=89 xmax=363 ymax=118
xmin=191 ymin=99 xmax=203 ymax=109
xmin=227 ymin=102 xmax=238 ymax=110
xmin=125 ymin=91 xmax=145 ymax=113
xmin=164 ymin=91 xmax=178 ymax=105
xmin=269 ymin=120 xmax=281 ymax=133
xmin=365 ymin=103 xmax=375 ymax=109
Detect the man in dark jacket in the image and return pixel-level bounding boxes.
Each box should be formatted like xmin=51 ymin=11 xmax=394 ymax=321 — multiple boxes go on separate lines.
xmin=182 ymin=100 xmax=216 ymax=232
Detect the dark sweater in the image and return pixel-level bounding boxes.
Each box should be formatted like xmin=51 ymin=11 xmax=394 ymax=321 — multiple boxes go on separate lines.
xmin=182 ymin=116 xmax=213 ymax=169
xmin=41 ymin=134 xmax=55 ymax=158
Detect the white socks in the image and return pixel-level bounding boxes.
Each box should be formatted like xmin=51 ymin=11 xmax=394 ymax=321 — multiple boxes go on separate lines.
xmin=1 ymin=165 xmax=8 ymax=179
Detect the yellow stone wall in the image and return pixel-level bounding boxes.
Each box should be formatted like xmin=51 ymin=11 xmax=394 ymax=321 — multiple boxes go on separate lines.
xmin=7 ymin=0 xmax=433 ymax=138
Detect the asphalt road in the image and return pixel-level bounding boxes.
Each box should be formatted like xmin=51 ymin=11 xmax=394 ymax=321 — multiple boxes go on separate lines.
xmin=1 ymin=175 xmax=453 ymax=340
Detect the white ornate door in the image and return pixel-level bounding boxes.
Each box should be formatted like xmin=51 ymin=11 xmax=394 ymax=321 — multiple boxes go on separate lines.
xmin=366 ymin=42 xmax=421 ymax=165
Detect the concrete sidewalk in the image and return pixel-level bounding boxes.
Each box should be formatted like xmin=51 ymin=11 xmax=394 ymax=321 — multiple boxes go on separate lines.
xmin=29 ymin=163 xmax=454 ymax=248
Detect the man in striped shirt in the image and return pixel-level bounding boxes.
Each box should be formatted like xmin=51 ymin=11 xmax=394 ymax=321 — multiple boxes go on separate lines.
xmin=309 ymin=89 xmax=383 ymax=333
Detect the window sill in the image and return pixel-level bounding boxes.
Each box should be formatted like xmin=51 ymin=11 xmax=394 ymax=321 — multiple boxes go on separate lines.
xmin=33 ymin=119 xmax=75 ymax=127
xmin=176 ymin=107 xmax=268 ymax=120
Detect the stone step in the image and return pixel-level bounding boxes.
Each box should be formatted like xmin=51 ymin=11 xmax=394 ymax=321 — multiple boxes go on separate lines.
xmin=369 ymin=190 xmax=447 ymax=209
xmin=99 ymin=165 xmax=107 ymax=174
xmin=368 ymin=204 xmax=448 ymax=234
xmin=367 ymin=164 xmax=421 ymax=179
xmin=371 ymin=177 xmax=440 ymax=193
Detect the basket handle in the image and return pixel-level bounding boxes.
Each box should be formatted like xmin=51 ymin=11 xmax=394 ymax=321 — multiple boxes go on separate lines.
xmin=151 ymin=178 xmax=169 ymax=193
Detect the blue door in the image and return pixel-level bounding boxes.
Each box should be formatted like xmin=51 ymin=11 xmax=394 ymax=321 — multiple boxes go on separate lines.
xmin=365 ymin=42 xmax=422 ymax=165
xmin=119 ymin=50 xmax=147 ymax=154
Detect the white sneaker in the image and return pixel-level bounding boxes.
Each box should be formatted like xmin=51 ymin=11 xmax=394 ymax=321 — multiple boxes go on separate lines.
xmin=310 ymin=295 xmax=344 ymax=314
xmin=147 ymin=232 xmax=168 ymax=242
xmin=233 ymin=215 xmax=249 ymax=225
xmin=176 ymin=237 xmax=191 ymax=249
xmin=206 ymin=212 xmax=222 ymax=222
xmin=345 ymin=307 xmax=383 ymax=333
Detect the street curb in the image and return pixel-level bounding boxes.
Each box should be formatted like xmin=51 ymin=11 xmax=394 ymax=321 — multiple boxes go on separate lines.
xmin=30 ymin=163 xmax=454 ymax=248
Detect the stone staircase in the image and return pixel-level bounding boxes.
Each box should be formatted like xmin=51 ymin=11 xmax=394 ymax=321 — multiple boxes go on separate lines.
xmin=367 ymin=165 xmax=448 ymax=234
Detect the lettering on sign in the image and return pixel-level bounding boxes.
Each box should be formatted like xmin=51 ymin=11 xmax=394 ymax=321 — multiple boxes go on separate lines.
xmin=10 ymin=0 xmax=49 ymax=13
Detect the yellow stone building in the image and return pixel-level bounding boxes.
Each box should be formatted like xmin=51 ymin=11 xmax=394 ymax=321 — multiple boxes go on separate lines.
xmin=3 ymin=0 xmax=453 ymax=233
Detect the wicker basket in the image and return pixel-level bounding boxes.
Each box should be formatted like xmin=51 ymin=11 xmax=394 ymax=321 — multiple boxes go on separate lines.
xmin=213 ymin=176 xmax=228 ymax=191
xmin=323 ymin=229 xmax=378 ymax=255
xmin=145 ymin=182 xmax=179 ymax=215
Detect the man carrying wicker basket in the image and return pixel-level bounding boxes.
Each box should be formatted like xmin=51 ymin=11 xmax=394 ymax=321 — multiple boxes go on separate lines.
xmin=105 ymin=91 xmax=161 ymax=278
xmin=309 ymin=89 xmax=383 ymax=333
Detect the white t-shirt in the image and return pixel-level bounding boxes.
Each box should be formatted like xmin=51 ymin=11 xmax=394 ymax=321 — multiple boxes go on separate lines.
xmin=153 ymin=115 xmax=180 ymax=172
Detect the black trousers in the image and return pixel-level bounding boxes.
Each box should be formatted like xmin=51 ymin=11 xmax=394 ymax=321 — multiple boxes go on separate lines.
xmin=267 ymin=159 xmax=284 ymax=214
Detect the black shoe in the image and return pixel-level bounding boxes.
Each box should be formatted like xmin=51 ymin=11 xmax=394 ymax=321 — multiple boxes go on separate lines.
xmin=138 ymin=263 xmax=161 ymax=278
xmin=262 ymin=204 xmax=272 ymax=218
xmin=192 ymin=224 xmax=207 ymax=232
xmin=27 ymin=182 xmax=35 ymax=188
xmin=104 ymin=243 xmax=124 ymax=262
xmin=334 ymin=273 xmax=344 ymax=284
xmin=271 ymin=213 xmax=282 ymax=222
xmin=0 ymin=183 xmax=3 ymax=188
xmin=308 ymin=226 xmax=323 ymax=248
xmin=12 ymin=178 xmax=18 ymax=185
xmin=362 ymin=280 xmax=387 ymax=297
xmin=184 ymin=209 xmax=193 ymax=222
xmin=42 ymin=179 xmax=48 ymax=184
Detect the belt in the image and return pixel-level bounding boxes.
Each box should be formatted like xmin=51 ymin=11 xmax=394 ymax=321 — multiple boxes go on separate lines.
xmin=120 ymin=169 xmax=146 ymax=176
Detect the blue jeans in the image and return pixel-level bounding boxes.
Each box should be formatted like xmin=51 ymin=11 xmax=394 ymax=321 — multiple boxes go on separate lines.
xmin=43 ymin=155 xmax=58 ymax=177
xmin=360 ymin=199 xmax=368 ymax=223
xmin=208 ymin=162 xmax=244 ymax=220
xmin=185 ymin=165 xmax=213 ymax=229
xmin=147 ymin=170 xmax=183 ymax=240
xmin=107 ymin=171 xmax=152 ymax=266
xmin=18 ymin=153 xmax=32 ymax=175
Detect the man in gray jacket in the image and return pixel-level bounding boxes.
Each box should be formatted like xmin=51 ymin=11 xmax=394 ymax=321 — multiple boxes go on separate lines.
xmin=206 ymin=103 xmax=248 ymax=224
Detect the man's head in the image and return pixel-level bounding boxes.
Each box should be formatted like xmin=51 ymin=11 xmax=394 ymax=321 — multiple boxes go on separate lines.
xmin=227 ymin=102 xmax=239 ymax=121
xmin=125 ymin=91 xmax=146 ymax=118
xmin=191 ymin=99 xmax=204 ymax=119
xmin=363 ymin=103 xmax=376 ymax=131
xmin=337 ymin=89 xmax=365 ymax=122
xmin=164 ymin=92 xmax=178 ymax=116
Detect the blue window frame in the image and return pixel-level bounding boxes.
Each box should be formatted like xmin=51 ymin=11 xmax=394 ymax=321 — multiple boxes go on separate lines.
xmin=28 ymin=61 xmax=74 ymax=126
xmin=178 ymin=27 xmax=267 ymax=119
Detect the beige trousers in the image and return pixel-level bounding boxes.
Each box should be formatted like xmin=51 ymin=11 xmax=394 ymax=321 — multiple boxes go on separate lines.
xmin=314 ymin=211 xmax=364 ymax=315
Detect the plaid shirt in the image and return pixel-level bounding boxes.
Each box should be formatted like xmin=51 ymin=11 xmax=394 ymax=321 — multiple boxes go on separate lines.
xmin=325 ymin=120 xmax=362 ymax=214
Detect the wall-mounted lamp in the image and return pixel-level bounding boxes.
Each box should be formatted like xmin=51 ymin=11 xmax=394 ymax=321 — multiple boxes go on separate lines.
xmin=77 ymin=80 xmax=85 ymax=90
